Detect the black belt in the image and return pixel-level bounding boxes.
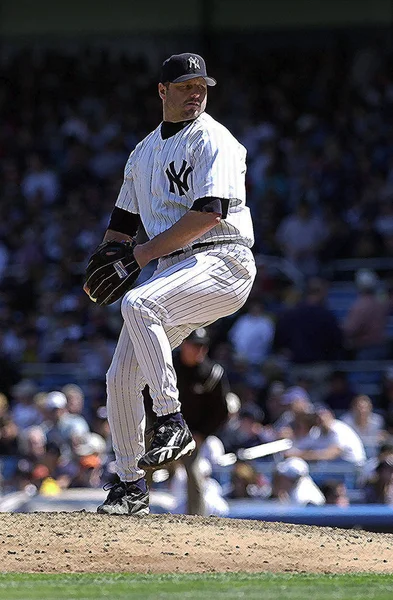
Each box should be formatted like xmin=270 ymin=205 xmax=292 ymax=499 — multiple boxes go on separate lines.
xmin=163 ymin=241 xmax=220 ymax=260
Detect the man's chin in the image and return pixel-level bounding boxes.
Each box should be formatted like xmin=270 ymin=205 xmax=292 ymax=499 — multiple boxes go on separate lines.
xmin=182 ymin=107 xmax=203 ymax=120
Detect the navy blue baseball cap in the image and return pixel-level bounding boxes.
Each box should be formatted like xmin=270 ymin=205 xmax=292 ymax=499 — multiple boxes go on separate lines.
xmin=185 ymin=327 xmax=211 ymax=345
xmin=160 ymin=53 xmax=216 ymax=86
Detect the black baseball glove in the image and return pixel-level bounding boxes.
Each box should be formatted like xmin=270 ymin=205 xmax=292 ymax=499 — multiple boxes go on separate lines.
xmin=84 ymin=240 xmax=141 ymax=306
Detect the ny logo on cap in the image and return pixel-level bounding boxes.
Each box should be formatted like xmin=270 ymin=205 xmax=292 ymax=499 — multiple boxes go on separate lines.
xmin=188 ymin=56 xmax=200 ymax=70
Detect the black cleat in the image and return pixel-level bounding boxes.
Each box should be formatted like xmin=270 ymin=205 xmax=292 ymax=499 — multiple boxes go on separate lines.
xmin=138 ymin=415 xmax=196 ymax=470
xmin=97 ymin=481 xmax=149 ymax=516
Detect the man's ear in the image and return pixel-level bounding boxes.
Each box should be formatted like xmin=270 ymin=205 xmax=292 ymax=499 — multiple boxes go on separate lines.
xmin=158 ymin=83 xmax=166 ymax=100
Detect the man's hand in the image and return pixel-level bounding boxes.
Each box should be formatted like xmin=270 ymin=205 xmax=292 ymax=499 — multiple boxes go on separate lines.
xmin=84 ymin=240 xmax=141 ymax=306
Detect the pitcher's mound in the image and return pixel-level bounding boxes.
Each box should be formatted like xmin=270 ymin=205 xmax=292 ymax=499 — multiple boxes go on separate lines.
xmin=0 ymin=513 xmax=392 ymax=573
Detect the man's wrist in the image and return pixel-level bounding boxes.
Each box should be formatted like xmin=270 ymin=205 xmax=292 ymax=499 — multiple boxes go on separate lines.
xmin=133 ymin=243 xmax=151 ymax=269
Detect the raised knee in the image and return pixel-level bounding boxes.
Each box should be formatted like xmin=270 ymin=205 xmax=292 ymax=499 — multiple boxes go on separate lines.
xmin=121 ymin=292 xmax=165 ymax=322
xmin=121 ymin=291 xmax=144 ymax=318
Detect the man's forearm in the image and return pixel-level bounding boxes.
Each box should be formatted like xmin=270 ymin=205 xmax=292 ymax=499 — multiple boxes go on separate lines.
xmin=295 ymin=447 xmax=342 ymax=461
xmin=133 ymin=210 xmax=221 ymax=268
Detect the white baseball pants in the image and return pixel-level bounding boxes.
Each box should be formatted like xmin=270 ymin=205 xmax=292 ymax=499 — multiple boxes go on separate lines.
xmin=106 ymin=244 xmax=256 ymax=481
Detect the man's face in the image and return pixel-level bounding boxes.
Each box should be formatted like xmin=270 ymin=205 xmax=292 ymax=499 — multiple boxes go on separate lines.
xmin=180 ymin=340 xmax=208 ymax=366
xmin=67 ymin=392 xmax=83 ymax=414
xmin=159 ymin=77 xmax=208 ymax=121
xmin=353 ymin=396 xmax=371 ymax=417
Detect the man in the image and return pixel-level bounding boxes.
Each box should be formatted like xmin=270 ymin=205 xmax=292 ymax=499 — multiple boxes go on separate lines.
xmin=271 ymin=457 xmax=326 ymax=506
xmin=320 ymin=479 xmax=350 ymax=507
xmin=84 ymin=53 xmax=256 ymax=515
xmin=172 ymin=327 xmax=230 ymax=515
xmin=144 ymin=326 xmax=230 ymax=515
xmin=286 ymin=405 xmax=366 ymax=467
xmin=340 ymin=394 xmax=385 ymax=445
xmin=41 ymin=391 xmax=89 ymax=454
xmin=10 ymin=380 xmax=41 ymax=430
xmin=228 ymin=299 xmax=274 ymax=366
xmin=275 ymin=200 xmax=327 ymax=276
xmin=272 ymin=385 xmax=314 ymax=431
xmin=343 ymin=268 xmax=389 ymax=360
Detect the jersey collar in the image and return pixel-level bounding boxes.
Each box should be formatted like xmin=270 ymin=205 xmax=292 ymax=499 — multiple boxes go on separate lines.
xmin=160 ymin=118 xmax=197 ymax=140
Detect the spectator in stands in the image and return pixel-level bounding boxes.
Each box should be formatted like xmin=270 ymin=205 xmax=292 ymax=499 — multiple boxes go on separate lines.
xmin=71 ymin=432 xmax=106 ymax=488
xmin=359 ymin=441 xmax=393 ymax=487
xmin=228 ymin=461 xmax=270 ymax=499
xmin=18 ymin=425 xmax=47 ymax=464
xmin=62 ymin=384 xmax=85 ymax=415
xmin=275 ymin=200 xmax=327 ymax=276
xmin=0 ymin=393 xmax=9 ymax=421
xmin=10 ymin=380 xmax=42 ymax=430
xmin=343 ymin=269 xmax=389 ymax=360
xmin=320 ymin=479 xmax=350 ymax=507
xmin=365 ymin=456 xmax=393 ymax=504
xmin=274 ymin=278 xmax=343 ymax=401
xmin=340 ymin=394 xmax=385 ymax=445
xmin=270 ymin=457 xmax=326 ymax=506
xmin=40 ymin=441 xmax=78 ymax=491
xmin=21 ymin=153 xmax=59 ymax=205
xmin=61 ymin=383 xmax=91 ymax=427
xmin=263 ymin=380 xmax=286 ymax=425
xmin=33 ymin=392 xmax=49 ymax=422
xmin=322 ymin=371 xmax=356 ymax=413
xmin=286 ymin=405 xmax=366 ymax=466
xmin=228 ymin=299 xmax=275 ymax=369
xmin=290 ymin=412 xmax=317 ymax=448
xmin=272 ymin=385 xmax=314 ymax=431
xmin=70 ymin=454 xmax=103 ymax=488
xmin=41 ymin=391 xmax=89 ymax=454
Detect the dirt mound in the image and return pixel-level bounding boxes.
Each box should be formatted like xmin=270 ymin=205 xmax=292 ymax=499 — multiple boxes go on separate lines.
xmin=0 ymin=513 xmax=392 ymax=573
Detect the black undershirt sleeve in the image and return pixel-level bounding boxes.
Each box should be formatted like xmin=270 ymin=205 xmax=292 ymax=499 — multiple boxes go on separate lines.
xmin=108 ymin=207 xmax=141 ymax=237
xmin=190 ymin=197 xmax=230 ymax=219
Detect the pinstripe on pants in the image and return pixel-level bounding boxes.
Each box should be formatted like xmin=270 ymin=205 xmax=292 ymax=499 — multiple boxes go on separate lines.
xmin=106 ymin=243 xmax=256 ymax=481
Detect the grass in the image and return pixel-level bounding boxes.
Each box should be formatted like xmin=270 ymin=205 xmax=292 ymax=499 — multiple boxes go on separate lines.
xmin=0 ymin=573 xmax=393 ymax=600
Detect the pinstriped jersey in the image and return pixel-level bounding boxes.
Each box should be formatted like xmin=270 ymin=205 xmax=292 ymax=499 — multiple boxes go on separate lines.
xmin=115 ymin=112 xmax=254 ymax=249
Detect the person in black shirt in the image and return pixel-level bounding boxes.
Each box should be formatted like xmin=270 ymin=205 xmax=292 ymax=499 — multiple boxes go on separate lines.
xmin=172 ymin=327 xmax=229 ymax=514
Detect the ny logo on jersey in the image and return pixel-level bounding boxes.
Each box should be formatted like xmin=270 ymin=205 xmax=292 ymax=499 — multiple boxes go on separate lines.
xmin=166 ymin=160 xmax=192 ymax=196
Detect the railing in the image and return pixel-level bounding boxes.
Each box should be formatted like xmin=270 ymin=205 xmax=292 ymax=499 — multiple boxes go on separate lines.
xmin=254 ymin=253 xmax=305 ymax=288
xmin=324 ymin=257 xmax=393 ymax=281
xmin=21 ymin=363 xmax=92 ymax=390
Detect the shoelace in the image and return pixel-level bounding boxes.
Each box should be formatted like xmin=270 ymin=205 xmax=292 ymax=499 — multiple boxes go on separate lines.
xmin=102 ymin=481 xmax=127 ymax=500
xmin=146 ymin=420 xmax=178 ymax=450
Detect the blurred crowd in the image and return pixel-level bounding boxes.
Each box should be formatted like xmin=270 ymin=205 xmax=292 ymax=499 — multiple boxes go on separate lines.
xmin=1 ymin=41 xmax=393 ymax=509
